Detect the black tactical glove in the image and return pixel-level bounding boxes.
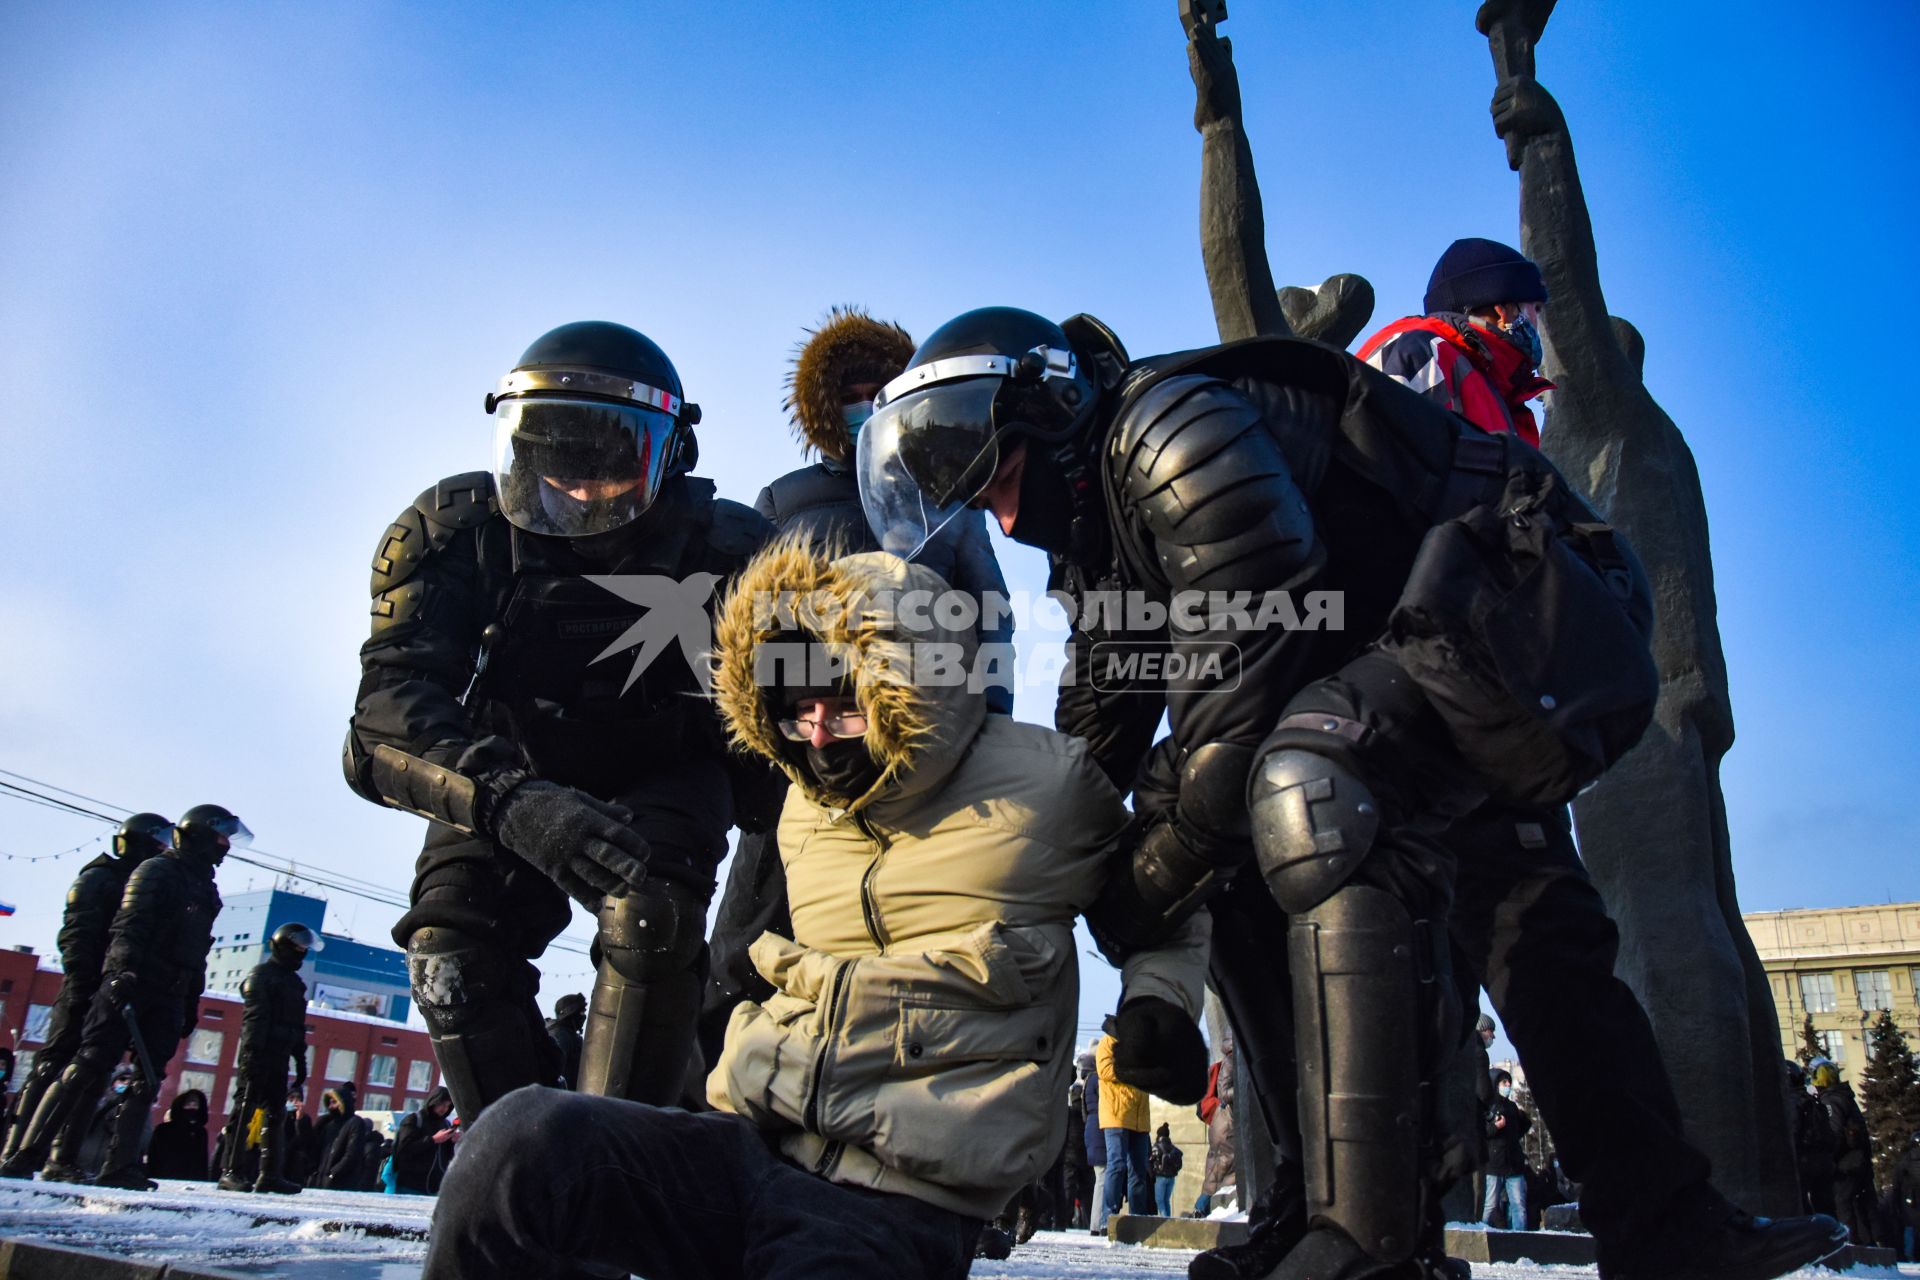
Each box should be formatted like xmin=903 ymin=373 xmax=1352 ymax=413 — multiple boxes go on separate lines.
xmin=490 ymin=781 xmax=649 ymax=909
xmin=103 ymin=971 xmax=140 ymax=1008
xmin=1107 ymin=997 xmax=1210 ymax=1106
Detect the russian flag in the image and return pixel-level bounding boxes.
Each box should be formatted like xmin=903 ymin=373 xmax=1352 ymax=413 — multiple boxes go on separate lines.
xmin=0 ymin=901 xmax=14 ymax=917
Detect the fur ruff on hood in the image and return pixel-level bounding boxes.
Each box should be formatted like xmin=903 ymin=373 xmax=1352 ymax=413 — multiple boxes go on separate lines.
xmin=784 ymin=307 xmax=915 ymax=461
xmin=712 ymin=534 xmax=983 ymax=815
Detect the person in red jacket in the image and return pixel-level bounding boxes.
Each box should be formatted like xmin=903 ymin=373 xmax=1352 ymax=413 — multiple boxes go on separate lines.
xmin=1358 ymin=237 xmax=1552 ymax=446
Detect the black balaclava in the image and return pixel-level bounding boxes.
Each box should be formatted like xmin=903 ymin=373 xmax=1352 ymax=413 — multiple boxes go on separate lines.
xmin=1005 ymin=439 xmax=1083 ymax=555
xmin=803 ymin=738 xmax=885 ymax=801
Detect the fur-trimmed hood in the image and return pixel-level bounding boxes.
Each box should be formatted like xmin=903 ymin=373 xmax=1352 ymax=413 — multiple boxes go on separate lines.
xmin=784 ymin=307 xmax=915 ymax=461
xmin=713 ymin=535 xmax=984 ymax=815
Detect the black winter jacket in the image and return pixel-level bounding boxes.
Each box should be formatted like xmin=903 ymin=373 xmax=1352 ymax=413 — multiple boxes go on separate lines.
xmin=1484 ymin=1096 xmax=1533 ymax=1177
xmin=56 ymin=854 xmax=141 ymax=990
xmin=237 ymin=959 xmax=308 ymax=1085
xmin=103 ymin=851 xmax=221 ymax=1028
xmin=545 ymin=1018 xmax=583 ymax=1090
xmin=144 ymin=1091 xmax=212 ymax=1181
xmin=391 ymin=1086 xmax=453 ymax=1193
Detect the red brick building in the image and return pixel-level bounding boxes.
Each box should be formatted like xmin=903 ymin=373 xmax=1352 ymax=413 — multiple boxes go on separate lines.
xmin=0 ymin=944 xmax=440 ymax=1125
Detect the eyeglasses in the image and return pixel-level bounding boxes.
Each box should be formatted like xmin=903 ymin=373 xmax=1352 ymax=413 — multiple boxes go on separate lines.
xmin=777 ymin=712 xmax=870 ymax=742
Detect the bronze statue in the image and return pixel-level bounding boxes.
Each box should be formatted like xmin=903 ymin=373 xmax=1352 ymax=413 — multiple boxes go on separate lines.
xmin=1479 ymin=0 xmax=1800 ymax=1216
xmin=1182 ymin=0 xmax=1374 ymax=348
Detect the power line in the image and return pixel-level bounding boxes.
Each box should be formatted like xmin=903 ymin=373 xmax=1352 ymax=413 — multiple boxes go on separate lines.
xmin=0 ymin=769 xmax=595 ymax=958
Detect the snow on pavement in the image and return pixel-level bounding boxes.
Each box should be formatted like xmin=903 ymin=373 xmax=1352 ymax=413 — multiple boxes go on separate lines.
xmin=1 ymin=1180 xmax=1915 ymax=1278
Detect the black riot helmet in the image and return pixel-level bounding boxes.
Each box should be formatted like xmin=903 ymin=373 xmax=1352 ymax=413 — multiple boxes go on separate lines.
xmin=171 ymin=804 xmax=252 ymax=866
xmin=270 ymin=922 xmax=323 ymax=968
xmin=487 ymin=321 xmax=701 ymax=539
xmin=113 ymin=812 xmax=172 ymax=863
xmin=857 ymin=307 xmax=1105 ymax=558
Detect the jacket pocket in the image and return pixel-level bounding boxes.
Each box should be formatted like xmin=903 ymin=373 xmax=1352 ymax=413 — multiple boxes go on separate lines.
xmin=870 ymin=1056 xmax=1058 ymax=1190
xmin=892 ymin=1003 xmax=1057 ymax=1069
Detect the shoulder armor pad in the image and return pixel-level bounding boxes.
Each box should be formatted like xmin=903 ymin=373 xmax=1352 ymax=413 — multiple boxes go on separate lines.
xmin=371 ymin=473 xmax=497 ymax=610
xmin=709 ymin=497 xmax=775 ymax=563
xmin=412 ymin=473 xmax=499 ymax=541
xmin=1109 ymin=376 xmax=1321 ymax=593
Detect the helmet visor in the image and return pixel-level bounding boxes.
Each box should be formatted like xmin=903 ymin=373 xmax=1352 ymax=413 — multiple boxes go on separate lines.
xmin=493 ymin=396 xmax=677 ymax=537
xmin=857 ymin=377 xmax=1003 ymax=558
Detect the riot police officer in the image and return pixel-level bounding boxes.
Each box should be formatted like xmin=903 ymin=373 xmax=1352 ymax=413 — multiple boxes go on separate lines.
xmin=857 ymin=308 xmax=1843 ymax=1280
xmin=2 ymin=805 xmax=240 ymax=1188
xmin=0 ymin=812 xmax=169 ymax=1166
xmin=545 ymin=992 xmax=585 ymax=1090
xmin=219 ymin=922 xmax=317 ymax=1194
xmin=344 ymin=321 xmax=770 ymax=1122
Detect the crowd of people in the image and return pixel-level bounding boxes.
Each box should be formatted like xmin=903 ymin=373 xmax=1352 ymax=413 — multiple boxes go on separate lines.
xmin=0 ymin=805 xmax=590 ymax=1200
xmin=1783 ymin=1055 xmax=1920 ymax=1260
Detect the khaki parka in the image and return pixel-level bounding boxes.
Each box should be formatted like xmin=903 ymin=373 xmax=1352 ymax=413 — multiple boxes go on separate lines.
xmin=707 ymin=540 xmax=1209 ymax=1219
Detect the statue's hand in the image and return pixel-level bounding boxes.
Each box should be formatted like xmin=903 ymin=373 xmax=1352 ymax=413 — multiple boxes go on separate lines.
xmin=1187 ymin=27 xmax=1241 ymax=131
xmin=1475 ymin=0 xmax=1556 ymax=44
xmin=1491 ymin=75 xmax=1564 ymax=170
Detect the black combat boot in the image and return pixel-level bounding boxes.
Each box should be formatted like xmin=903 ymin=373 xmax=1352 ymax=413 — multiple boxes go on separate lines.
xmin=1188 ymin=1192 xmax=1306 ymax=1280
xmin=1596 ymin=1186 xmax=1846 ymax=1280
xmin=252 ymin=1110 xmax=303 ymax=1195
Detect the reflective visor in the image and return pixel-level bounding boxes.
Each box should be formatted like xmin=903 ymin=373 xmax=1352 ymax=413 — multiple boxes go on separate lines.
xmin=857 ymin=377 xmax=1003 ymax=558
xmin=493 ymin=396 xmax=678 ymax=537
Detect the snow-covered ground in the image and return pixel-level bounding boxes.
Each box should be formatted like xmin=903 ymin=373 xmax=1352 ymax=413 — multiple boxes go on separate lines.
xmin=0 ymin=1179 xmax=1914 ymax=1279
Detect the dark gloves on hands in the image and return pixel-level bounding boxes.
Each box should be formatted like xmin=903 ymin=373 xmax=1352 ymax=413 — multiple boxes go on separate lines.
xmin=104 ymin=971 xmax=140 ymax=1008
xmin=1107 ymin=996 xmax=1210 ymax=1106
xmin=490 ymin=781 xmax=649 ymax=909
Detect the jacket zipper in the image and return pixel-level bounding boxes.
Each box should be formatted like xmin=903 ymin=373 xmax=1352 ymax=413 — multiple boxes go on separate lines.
xmin=855 ymin=814 xmax=891 ymax=952
xmin=802 ymin=956 xmax=858 ymax=1137
xmin=807 ymin=814 xmax=886 ymax=1175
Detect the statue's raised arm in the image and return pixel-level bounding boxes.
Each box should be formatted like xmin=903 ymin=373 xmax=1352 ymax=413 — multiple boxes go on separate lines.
xmin=1180 ymin=1 xmax=1374 ymax=347
xmin=1184 ymin=0 xmax=1287 ymax=341
xmin=1477 ymin=0 xmax=1634 ymax=409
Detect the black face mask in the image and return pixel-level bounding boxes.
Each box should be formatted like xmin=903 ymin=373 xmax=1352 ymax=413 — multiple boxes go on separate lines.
xmin=1006 ymin=440 xmax=1080 ymax=554
xmin=803 ymin=738 xmax=884 ymax=801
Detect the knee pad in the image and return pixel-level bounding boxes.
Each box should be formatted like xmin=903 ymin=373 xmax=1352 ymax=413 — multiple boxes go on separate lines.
xmin=596 ymin=886 xmax=707 ymax=983
xmin=1250 ymin=748 xmax=1381 ymax=914
xmin=405 ymin=927 xmax=535 ymax=1031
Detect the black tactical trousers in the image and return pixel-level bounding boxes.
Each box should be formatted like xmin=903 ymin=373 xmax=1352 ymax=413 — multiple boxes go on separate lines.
xmin=61 ymin=990 xmax=181 ymax=1178
xmin=698 ymin=827 xmax=789 ymax=1072
xmin=1447 ymin=799 xmax=1712 ymax=1243
xmin=396 ymin=809 xmax=723 ymax=1119
xmin=1 ymin=978 xmax=94 ymax=1159
xmin=1212 ymin=793 xmax=1715 ymax=1250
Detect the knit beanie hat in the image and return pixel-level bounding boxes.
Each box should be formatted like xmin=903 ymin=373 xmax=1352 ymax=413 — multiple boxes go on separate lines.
xmin=1424 ymin=238 xmax=1547 ymax=315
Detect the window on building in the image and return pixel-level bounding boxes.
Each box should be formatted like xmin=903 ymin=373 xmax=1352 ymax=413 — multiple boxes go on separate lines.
xmin=13 ymin=1049 xmax=35 ymax=1079
xmin=186 ymin=1029 xmax=224 ymax=1065
xmin=401 ymin=1096 xmax=423 ymax=1114
xmin=177 ymin=1069 xmax=217 ymax=1102
xmin=224 ymin=1077 xmax=244 ymax=1115
xmin=362 ymin=1092 xmax=391 ymax=1112
xmin=1800 ymin=973 xmax=1837 ymax=1014
xmin=407 ymin=1059 xmax=433 ymax=1093
xmin=1814 ymin=1030 xmax=1846 ymax=1065
xmin=326 ymin=1048 xmax=359 ymax=1081
xmin=22 ymin=1004 xmax=52 ymax=1044
xmin=368 ymin=1054 xmax=398 ymax=1088
xmin=1857 ymin=970 xmax=1894 ymax=1011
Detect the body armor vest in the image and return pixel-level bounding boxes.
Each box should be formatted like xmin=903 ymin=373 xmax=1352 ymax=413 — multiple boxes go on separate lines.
xmin=469 ymin=478 xmax=744 ymax=798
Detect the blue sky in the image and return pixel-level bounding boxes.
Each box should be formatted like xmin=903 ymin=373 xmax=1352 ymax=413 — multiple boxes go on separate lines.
xmin=1 ymin=2 xmax=1915 ymax=1042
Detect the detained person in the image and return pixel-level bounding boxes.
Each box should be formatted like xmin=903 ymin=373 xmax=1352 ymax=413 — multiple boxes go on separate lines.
xmin=421 ymin=539 xmax=1210 ymax=1279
